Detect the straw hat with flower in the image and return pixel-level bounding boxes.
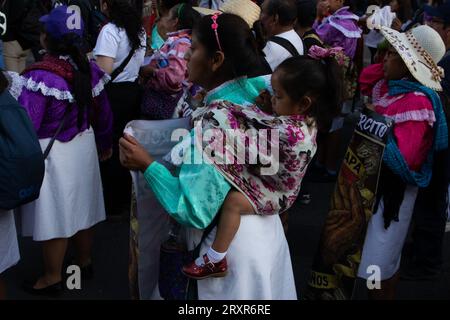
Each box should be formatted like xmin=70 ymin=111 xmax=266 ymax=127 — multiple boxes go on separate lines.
xmin=378 ymin=25 xmax=446 ymax=91
xmin=193 ymin=0 xmax=261 ymax=28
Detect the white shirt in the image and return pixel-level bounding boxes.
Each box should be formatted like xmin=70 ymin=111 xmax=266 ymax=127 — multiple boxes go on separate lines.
xmin=263 ymin=29 xmax=304 ymax=72
xmin=94 ymin=23 xmax=146 ymax=83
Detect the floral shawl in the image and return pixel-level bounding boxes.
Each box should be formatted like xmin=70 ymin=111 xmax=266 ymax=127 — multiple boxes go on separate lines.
xmin=192 ymin=100 xmax=318 ymax=215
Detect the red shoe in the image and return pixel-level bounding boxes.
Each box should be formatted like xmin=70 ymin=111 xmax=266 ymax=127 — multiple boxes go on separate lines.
xmin=182 ymin=254 xmax=228 ymax=280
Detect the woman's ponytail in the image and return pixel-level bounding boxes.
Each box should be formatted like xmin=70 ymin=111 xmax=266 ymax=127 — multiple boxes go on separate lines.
xmin=323 ymin=55 xmax=344 ymax=116
xmin=68 ymin=41 xmax=93 ymax=129
xmin=276 ymin=54 xmax=344 ymax=131
xmin=46 ymin=33 xmax=94 ymax=129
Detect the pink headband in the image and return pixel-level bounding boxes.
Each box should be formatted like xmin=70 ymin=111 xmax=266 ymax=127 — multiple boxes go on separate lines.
xmin=211 ymin=13 xmax=223 ymax=52
xmin=308 ymin=45 xmax=346 ymax=66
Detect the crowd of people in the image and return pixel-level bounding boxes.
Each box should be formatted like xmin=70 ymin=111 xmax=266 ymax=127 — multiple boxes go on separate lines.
xmin=0 ymin=0 xmax=449 ymax=300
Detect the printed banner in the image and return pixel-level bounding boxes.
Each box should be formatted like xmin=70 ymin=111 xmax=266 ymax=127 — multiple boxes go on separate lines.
xmin=306 ymin=108 xmax=393 ymax=300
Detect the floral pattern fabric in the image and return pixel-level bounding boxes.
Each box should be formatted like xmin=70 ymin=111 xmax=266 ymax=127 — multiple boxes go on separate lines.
xmin=192 ymin=100 xmax=318 ymax=215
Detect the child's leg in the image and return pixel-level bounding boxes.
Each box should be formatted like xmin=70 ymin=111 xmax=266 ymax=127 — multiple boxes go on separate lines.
xmin=184 ymin=191 xmax=254 ymax=278
xmin=193 ymin=191 xmax=254 ymax=265
xmin=211 ymin=191 xmax=254 ymax=254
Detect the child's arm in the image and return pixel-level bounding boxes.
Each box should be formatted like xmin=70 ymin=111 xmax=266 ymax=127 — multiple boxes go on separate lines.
xmin=211 ymin=191 xmax=254 ymax=253
xmin=255 ymin=89 xmax=274 ymax=114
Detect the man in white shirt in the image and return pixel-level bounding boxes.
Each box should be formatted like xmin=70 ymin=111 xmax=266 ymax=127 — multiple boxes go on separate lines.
xmin=259 ymin=0 xmax=304 ymax=71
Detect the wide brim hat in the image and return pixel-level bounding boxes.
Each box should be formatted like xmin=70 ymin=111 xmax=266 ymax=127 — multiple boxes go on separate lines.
xmin=379 ymin=25 xmax=446 ymax=91
xmin=192 ymin=7 xmax=221 ymax=16
xmin=219 ymin=0 xmax=261 ymax=28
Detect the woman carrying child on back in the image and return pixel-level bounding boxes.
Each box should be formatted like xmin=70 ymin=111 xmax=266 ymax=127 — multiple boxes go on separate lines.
xmin=120 ymin=13 xmax=342 ymax=299
xmin=357 ymin=24 xmax=447 ymax=299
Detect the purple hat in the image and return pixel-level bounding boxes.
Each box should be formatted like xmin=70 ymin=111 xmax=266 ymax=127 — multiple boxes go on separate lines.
xmin=39 ymin=5 xmax=84 ymax=39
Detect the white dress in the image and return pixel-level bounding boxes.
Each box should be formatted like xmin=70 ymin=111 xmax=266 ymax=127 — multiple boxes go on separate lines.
xmin=187 ymin=214 xmax=298 ymax=300
xmin=0 ymin=210 xmax=20 ymax=274
xmin=19 ymin=128 xmax=106 ymax=241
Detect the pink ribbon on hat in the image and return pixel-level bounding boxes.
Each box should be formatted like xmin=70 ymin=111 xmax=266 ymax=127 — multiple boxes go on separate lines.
xmin=308 ymin=45 xmax=346 ymax=66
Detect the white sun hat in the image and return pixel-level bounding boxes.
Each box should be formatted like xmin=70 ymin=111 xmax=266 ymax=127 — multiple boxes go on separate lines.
xmin=379 ymin=25 xmax=446 ymax=91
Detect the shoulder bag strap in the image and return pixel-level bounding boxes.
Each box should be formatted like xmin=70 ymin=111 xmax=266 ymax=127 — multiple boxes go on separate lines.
xmin=269 ymin=35 xmax=300 ymax=57
xmin=42 ymin=106 xmax=72 ymax=159
xmin=110 ymin=49 xmax=135 ymax=82
xmin=303 ymin=32 xmax=323 ymax=44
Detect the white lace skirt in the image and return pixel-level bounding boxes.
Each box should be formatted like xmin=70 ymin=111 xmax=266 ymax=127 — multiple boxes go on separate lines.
xmin=19 ymin=128 xmax=106 ymax=241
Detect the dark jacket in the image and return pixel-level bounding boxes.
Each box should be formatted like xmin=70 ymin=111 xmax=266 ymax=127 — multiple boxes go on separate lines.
xmin=0 ymin=0 xmax=46 ymax=50
xmin=60 ymin=0 xmax=106 ymax=50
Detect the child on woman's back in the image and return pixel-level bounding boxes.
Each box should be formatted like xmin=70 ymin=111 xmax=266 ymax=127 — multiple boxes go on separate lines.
xmin=140 ymin=3 xmax=200 ymax=119
xmin=182 ymin=53 xmax=343 ymax=279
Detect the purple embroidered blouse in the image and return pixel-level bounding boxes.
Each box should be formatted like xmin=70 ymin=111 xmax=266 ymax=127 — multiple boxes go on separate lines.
xmin=313 ymin=7 xmax=362 ymax=59
xmin=17 ymin=60 xmax=113 ymax=152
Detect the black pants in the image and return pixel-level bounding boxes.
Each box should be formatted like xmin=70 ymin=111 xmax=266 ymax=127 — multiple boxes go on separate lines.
xmin=100 ymin=81 xmax=142 ymax=215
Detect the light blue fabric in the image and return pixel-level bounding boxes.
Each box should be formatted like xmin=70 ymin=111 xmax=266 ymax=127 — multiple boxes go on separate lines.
xmin=205 ymin=76 xmax=270 ymax=106
xmin=144 ymin=135 xmax=231 ymax=229
xmin=383 ymin=80 xmax=449 ymax=187
xmin=151 ymin=25 xmax=165 ymax=50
